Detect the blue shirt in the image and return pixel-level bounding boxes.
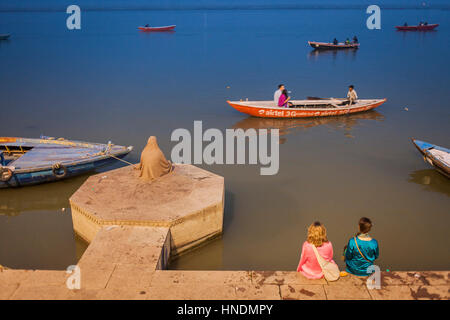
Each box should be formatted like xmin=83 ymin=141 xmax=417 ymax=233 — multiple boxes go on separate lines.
xmin=345 ymin=237 xmax=379 ymax=276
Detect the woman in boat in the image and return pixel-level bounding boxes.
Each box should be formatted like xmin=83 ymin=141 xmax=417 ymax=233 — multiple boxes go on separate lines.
xmin=344 ymin=217 xmax=379 ymax=276
xmin=297 ymin=221 xmax=336 ymax=279
xmin=278 ymin=89 xmax=292 ymax=108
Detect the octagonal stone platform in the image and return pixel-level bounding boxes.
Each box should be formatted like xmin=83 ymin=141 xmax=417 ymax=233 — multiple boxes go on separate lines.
xmin=69 ymin=164 xmax=224 ymax=256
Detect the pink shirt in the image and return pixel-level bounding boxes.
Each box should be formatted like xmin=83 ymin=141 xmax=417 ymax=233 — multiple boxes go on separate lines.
xmin=278 ymin=94 xmax=288 ymax=107
xmin=296 ymin=241 xmax=335 ymax=279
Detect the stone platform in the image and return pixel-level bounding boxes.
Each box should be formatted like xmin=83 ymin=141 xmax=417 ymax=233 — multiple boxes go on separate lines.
xmin=69 ymin=164 xmax=224 ymax=256
xmin=1 ymin=165 xmax=449 ymax=300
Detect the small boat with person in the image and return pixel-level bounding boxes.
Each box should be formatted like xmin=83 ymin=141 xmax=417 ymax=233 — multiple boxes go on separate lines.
xmin=308 ymin=41 xmax=359 ymax=50
xmin=395 ymin=24 xmax=438 ymax=31
xmin=0 ymin=34 xmax=11 ymax=40
xmin=138 ymin=25 xmax=176 ymax=32
xmin=227 ymin=98 xmax=386 ymax=118
xmin=411 ymin=139 xmax=449 ymax=178
xmin=0 ymin=137 xmax=133 ymax=188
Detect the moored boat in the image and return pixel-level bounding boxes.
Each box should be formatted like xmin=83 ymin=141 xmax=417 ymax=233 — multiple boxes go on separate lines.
xmin=411 ymin=139 xmax=449 ymax=178
xmin=0 ymin=34 xmax=11 ymax=40
xmin=0 ymin=137 xmax=133 ymax=188
xmin=138 ymin=25 xmax=176 ymax=32
xmin=308 ymin=41 xmax=359 ymax=50
xmin=227 ymin=98 xmax=386 ymax=118
xmin=395 ymin=24 xmax=438 ymax=31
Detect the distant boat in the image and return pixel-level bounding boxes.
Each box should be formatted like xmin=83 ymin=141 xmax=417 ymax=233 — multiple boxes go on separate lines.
xmin=412 ymin=139 xmax=449 ymax=178
xmin=0 ymin=137 xmax=133 ymax=188
xmin=226 ymin=99 xmax=386 ymax=118
xmin=395 ymin=24 xmax=439 ymax=31
xmin=0 ymin=34 xmax=11 ymax=40
xmin=308 ymin=41 xmax=359 ymax=50
xmin=138 ymin=25 xmax=176 ymax=32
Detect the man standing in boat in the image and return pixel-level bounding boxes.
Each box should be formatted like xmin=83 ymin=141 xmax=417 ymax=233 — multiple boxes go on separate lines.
xmin=274 ymin=84 xmax=284 ymax=105
xmin=347 ymin=85 xmax=358 ymax=105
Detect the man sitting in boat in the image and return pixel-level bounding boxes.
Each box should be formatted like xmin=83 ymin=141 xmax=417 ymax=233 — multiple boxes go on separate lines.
xmin=145 ymin=24 xmax=150 ymax=27
xmin=346 ymin=85 xmax=358 ymax=105
xmin=345 ymin=38 xmax=350 ymax=45
xmin=333 ymin=38 xmax=338 ymax=45
xmin=404 ymin=22 xmax=408 ymax=26
xmin=352 ymin=36 xmax=358 ymax=44
xmin=274 ymin=84 xmax=284 ymax=105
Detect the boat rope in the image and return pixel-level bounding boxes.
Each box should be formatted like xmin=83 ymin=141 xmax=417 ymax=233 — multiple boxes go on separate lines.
xmin=109 ymin=154 xmax=137 ymax=167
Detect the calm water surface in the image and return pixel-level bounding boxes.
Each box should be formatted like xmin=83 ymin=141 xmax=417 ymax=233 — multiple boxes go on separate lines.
xmin=0 ymin=9 xmax=449 ymax=271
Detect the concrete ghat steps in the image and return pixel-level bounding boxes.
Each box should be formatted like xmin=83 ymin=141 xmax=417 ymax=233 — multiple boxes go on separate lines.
xmin=1 ymin=225 xmax=449 ymax=300
xmin=1 ymin=165 xmax=449 ymax=300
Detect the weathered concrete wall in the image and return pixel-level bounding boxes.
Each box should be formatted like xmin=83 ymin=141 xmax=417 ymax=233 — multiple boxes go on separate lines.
xmin=69 ymin=164 xmax=224 ymax=255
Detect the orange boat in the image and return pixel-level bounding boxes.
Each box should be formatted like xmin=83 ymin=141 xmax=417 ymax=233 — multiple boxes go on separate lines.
xmin=227 ymin=98 xmax=387 ymax=118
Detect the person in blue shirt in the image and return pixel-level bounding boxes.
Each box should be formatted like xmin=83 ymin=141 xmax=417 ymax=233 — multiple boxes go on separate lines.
xmin=344 ymin=217 xmax=379 ymax=276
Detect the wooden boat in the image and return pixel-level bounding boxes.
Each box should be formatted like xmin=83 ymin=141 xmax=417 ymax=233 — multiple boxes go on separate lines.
xmin=395 ymin=24 xmax=438 ymax=31
xmin=412 ymin=139 xmax=449 ymax=178
xmin=0 ymin=137 xmax=133 ymax=188
xmin=227 ymin=98 xmax=386 ymax=118
xmin=0 ymin=34 xmax=11 ymax=40
xmin=138 ymin=25 xmax=176 ymax=32
xmin=308 ymin=41 xmax=359 ymax=50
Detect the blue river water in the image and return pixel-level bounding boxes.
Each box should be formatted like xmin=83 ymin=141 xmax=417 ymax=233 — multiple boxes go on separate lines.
xmin=0 ymin=7 xmax=449 ymax=271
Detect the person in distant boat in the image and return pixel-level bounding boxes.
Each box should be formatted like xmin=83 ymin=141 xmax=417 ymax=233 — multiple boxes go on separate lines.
xmin=345 ymin=38 xmax=350 ymax=45
xmin=419 ymin=21 xmax=423 ymax=26
xmin=333 ymin=38 xmax=338 ymax=45
xmin=404 ymin=22 xmax=408 ymax=26
xmin=145 ymin=24 xmax=150 ymax=27
xmin=424 ymin=22 xmax=428 ymax=25
xmin=274 ymin=84 xmax=284 ymax=105
xmin=344 ymin=217 xmax=379 ymax=276
xmin=278 ymin=89 xmax=293 ymax=108
xmin=347 ymin=85 xmax=358 ymax=105
xmin=297 ymin=221 xmax=337 ymax=279
xmin=352 ymin=36 xmax=358 ymax=44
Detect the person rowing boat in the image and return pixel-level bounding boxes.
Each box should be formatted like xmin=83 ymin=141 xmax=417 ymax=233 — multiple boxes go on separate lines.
xmin=346 ymin=85 xmax=358 ymax=105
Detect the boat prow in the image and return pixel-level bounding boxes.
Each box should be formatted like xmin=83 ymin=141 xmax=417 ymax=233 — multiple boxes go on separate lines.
xmin=227 ymin=98 xmax=386 ymax=118
xmin=411 ymin=139 xmax=450 ymax=178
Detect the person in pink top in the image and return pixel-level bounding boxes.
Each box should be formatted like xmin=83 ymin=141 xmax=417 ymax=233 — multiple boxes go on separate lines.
xmin=278 ymin=89 xmax=293 ymax=108
xmin=297 ymin=221 xmax=335 ymax=279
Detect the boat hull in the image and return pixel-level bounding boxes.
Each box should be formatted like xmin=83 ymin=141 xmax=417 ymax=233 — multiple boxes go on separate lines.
xmin=227 ymin=99 xmax=386 ymax=118
xmin=412 ymin=139 xmax=450 ymax=178
xmin=0 ymin=137 xmax=133 ymax=188
xmin=0 ymin=34 xmax=11 ymax=40
xmin=138 ymin=25 xmax=176 ymax=32
xmin=395 ymin=24 xmax=438 ymax=31
xmin=308 ymin=41 xmax=359 ymax=50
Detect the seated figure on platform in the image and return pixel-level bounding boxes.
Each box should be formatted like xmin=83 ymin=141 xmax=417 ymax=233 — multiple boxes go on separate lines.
xmin=138 ymin=136 xmax=173 ymax=181
xmin=344 ymin=217 xmax=379 ymax=276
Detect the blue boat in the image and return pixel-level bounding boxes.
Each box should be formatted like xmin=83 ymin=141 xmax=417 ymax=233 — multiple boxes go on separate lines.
xmin=0 ymin=137 xmax=133 ymax=188
xmin=412 ymin=139 xmax=450 ymax=179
